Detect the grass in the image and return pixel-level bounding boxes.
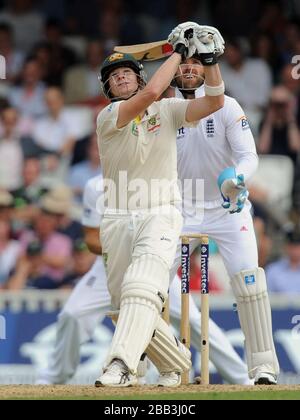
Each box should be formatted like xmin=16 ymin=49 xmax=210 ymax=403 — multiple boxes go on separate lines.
xmin=1 ymin=385 xmax=300 ymax=400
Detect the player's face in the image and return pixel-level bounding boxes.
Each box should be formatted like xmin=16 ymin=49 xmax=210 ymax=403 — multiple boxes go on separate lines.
xmin=175 ymin=58 xmax=205 ymax=90
xmin=108 ymin=67 xmax=139 ymax=99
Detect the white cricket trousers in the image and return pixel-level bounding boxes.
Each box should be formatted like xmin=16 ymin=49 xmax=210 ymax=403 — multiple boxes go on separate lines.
xmin=37 ymin=258 xmax=250 ymax=385
xmin=171 ymin=203 xmax=258 ymax=281
xmin=100 ymin=207 xmax=183 ymax=309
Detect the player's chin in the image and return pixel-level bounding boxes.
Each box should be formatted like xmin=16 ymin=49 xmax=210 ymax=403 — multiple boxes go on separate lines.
xmin=116 ymin=85 xmax=136 ymax=98
xmin=182 ymin=81 xmax=199 ymax=90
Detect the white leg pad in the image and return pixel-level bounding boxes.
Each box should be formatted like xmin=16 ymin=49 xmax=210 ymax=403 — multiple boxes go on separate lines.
xmin=231 ymin=268 xmax=280 ymax=379
xmin=105 ymin=255 xmax=169 ymax=374
xmin=145 ymin=317 xmax=192 ymax=374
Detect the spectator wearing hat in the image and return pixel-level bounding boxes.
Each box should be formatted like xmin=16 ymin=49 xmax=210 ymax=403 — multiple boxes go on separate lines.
xmin=18 ymin=192 xmax=72 ymax=285
xmin=266 ymin=230 xmax=300 ymax=293
xmin=61 ymin=239 xmax=96 ymax=288
xmin=43 ymin=184 xmax=83 ymax=241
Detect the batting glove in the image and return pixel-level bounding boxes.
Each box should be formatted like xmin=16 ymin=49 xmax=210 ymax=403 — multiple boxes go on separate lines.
xmin=168 ymin=22 xmax=201 ymax=60
xmin=218 ymin=167 xmax=249 ymax=214
xmin=192 ymin=25 xmax=225 ymax=65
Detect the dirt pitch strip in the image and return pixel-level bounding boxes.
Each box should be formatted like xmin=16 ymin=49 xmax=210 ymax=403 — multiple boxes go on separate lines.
xmin=0 ymin=385 xmax=300 ymax=400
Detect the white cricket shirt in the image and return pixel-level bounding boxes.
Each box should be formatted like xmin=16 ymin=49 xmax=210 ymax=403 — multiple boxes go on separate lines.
xmin=82 ymin=175 xmax=104 ymax=227
xmin=176 ymin=87 xmax=258 ymax=209
xmin=97 ymin=98 xmax=196 ymax=211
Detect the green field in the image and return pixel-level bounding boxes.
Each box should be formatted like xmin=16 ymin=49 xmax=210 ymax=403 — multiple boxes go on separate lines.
xmin=0 ymin=385 xmax=300 ymax=400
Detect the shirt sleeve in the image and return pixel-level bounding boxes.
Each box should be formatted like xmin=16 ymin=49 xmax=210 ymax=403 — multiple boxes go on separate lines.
xmin=160 ymin=98 xmax=198 ymax=130
xmin=224 ymin=98 xmax=259 ymax=183
xmin=82 ymin=178 xmax=104 ymax=228
xmin=96 ymin=102 xmax=126 ymax=143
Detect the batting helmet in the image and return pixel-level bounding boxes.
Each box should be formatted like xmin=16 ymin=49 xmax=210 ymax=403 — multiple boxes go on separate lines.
xmin=100 ymin=52 xmax=147 ymax=100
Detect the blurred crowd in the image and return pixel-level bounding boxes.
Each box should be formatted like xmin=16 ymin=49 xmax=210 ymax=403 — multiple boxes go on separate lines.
xmin=0 ymin=0 xmax=300 ymax=293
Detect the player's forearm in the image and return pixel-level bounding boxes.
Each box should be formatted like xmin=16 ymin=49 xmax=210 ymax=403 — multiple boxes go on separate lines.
xmin=203 ymin=64 xmax=223 ymax=88
xmin=84 ymin=227 xmax=102 ymax=256
xmin=117 ymin=53 xmax=182 ymax=128
xmin=145 ymin=53 xmax=182 ymax=99
xmin=186 ymin=65 xmax=224 ymax=121
xmin=203 ymin=65 xmax=225 ymax=109
xmin=236 ymin=152 xmax=259 ymax=183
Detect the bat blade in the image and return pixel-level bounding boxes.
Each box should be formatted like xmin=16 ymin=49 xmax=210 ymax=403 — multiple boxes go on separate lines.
xmin=114 ymin=40 xmax=173 ymax=61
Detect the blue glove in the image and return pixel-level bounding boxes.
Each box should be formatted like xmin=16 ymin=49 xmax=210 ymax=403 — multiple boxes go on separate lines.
xmin=217 ymin=167 xmax=249 ymax=214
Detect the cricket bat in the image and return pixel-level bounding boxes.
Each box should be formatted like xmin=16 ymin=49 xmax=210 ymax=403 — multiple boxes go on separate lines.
xmin=114 ymin=40 xmax=173 ymax=61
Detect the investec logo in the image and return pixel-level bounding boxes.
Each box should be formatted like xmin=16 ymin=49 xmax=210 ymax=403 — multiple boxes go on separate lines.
xmin=181 ymin=245 xmax=189 ymax=294
xmin=0 ymin=54 xmax=6 ymax=79
xmin=201 ymin=246 xmax=209 ymax=294
xmin=0 ymin=315 xmax=6 ymax=340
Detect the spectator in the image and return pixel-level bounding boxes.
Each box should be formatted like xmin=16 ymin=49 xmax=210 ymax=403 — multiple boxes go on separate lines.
xmin=257 ymin=1 xmax=287 ymax=38
xmin=254 ymin=216 xmax=273 ymax=268
xmin=12 ymin=158 xmax=48 ymax=228
xmin=0 ymin=218 xmax=21 ymax=287
xmin=13 ymin=158 xmax=47 ymax=206
xmin=220 ymin=38 xmax=272 ymax=135
xmin=0 ymin=22 xmax=24 ymax=82
xmin=63 ymin=39 xmax=105 ymax=105
xmin=31 ymin=42 xmax=53 ymax=84
xmin=278 ymin=20 xmax=300 ymax=67
xmin=0 ymin=190 xmax=14 ymax=222
xmin=0 ymin=0 xmax=44 ymax=53
xmin=266 ymin=229 xmax=300 ymax=293
xmin=8 ymin=58 xmax=48 ymax=119
xmin=212 ymin=0 xmax=261 ymax=37
xmin=43 ymin=184 xmax=83 ymax=242
xmin=68 ymin=134 xmax=100 ymax=203
xmin=258 ymin=86 xmax=300 ymax=165
xmin=280 ymin=64 xmax=300 ymax=127
xmin=32 ymin=87 xmax=77 ymax=157
xmin=61 ymin=239 xmax=96 ymax=288
xmin=250 ymin=32 xmax=279 ymax=79
xmin=98 ymin=9 xmax=122 ymax=55
xmin=6 ymin=239 xmax=58 ymax=290
xmin=0 ymin=107 xmax=23 ymax=191
xmin=19 ymin=192 xmax=73 ymax=284
xmin=43 ymin=18 xmax=78 ymax=86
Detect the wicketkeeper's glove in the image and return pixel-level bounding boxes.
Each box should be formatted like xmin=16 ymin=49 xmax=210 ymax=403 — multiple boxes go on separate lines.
xmin=218 ymin=167 xmax=249 ymax=214
xmin=192 ymin=25 xmax=225 ymax=65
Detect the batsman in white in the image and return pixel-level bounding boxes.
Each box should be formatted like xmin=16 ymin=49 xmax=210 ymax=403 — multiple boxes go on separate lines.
xmin=94 ymin=21 xmax=226 ymax=387
xmin=167 ymin=24 xmax=280 ymax=385
xmin=37 ymin=174 xmax=251 ymax=387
